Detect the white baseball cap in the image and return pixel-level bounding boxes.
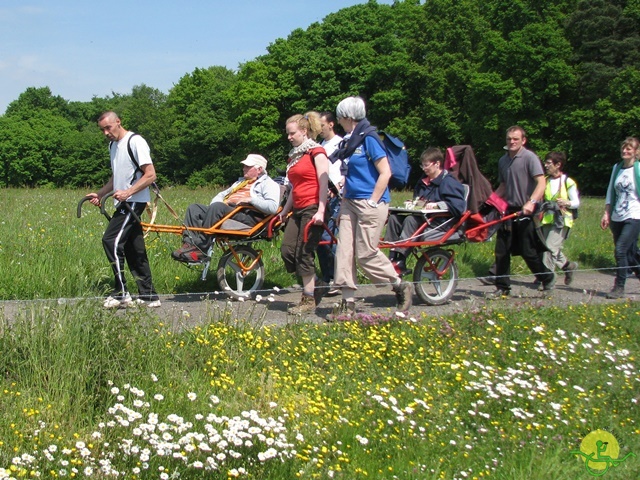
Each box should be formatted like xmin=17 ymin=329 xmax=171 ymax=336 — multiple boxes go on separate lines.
xmin=241 ymin=154 xmax=268 ymax=170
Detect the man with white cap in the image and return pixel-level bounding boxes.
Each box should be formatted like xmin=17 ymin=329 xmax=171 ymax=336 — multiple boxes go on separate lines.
xmin=172 ymin=154 xmax=281 ymax=262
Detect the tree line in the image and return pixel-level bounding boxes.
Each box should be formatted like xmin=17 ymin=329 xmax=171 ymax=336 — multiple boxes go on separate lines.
xmin=0 ymin=0 xmax=638 ymax=195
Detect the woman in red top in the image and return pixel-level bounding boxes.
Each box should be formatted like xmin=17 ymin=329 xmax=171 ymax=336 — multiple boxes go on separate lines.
xmin=279 ymin=111 xmax=330 ymax=314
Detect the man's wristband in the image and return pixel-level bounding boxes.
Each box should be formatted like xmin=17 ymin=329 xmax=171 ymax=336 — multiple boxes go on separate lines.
xmin=366 ymin=199 xmax=378 ymax=208
xmin=529 ymin=199 xmax=538 ymax=205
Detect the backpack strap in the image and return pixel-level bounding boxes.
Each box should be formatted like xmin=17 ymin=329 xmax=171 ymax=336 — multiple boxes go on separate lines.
xmin=109 ymin=133 xmax=141 ymax=171
xmin=126 ymin=133 xmax=142 ymax=174
xmin=607 ymin=162 xmax=623 ymax=208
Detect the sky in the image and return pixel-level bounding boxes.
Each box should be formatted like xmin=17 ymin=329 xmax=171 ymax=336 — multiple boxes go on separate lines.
xmin=0 ymin=0 xmax=390 ymax=114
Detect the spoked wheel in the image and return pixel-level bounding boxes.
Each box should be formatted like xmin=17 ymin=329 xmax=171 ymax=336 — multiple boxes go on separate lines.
xmin=216 ymin=245 xmax=265 ymax=299
xmin=413 ymin=248 xmax=458 ymax=305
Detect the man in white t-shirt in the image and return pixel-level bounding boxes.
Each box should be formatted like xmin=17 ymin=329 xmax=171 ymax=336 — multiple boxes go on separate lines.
xmin=87 ymin=111 xmax=161 ymax=309
xmin=320 ymin=111 xmax=344 ymax=189
xmin=318 ymin=112 xmax=343 ymax=292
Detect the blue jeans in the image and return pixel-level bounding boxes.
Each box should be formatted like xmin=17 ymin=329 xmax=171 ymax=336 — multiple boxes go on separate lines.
xmin=610 ymin=219 xmax=640 ymax=288
xmin=316 ymin=195 xmax=341 ymax=282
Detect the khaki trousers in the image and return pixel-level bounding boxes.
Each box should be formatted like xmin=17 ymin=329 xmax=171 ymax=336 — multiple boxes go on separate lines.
xmin=334 ymin=198 xmax=400 ymax=298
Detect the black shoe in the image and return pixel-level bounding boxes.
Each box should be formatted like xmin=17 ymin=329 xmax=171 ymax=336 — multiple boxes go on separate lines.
xmin=538 ymin=274 xmax=556 ymax=292
xmin=313 ymin=279 xmax=330 ymax=306
xmin=562 ymin=261 xmax=578 ymax=286
xmin=477 ymin=275 xmax=497 ymax=286
xmin=485 ymin=288 xmax=510 ymax=300
xmin=392 ymin=260 xmax=413 ymax=277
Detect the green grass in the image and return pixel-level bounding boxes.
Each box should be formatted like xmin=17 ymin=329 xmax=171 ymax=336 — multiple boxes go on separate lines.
xmin=0 ymin=186 xmax=638 ymax=479
xmin=0 ymin=187 xmax=616 ymax=300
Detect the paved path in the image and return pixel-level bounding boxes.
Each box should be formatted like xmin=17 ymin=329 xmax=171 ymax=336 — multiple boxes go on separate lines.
xmin=0 ymin=271 xmax=640 ymax=330
xmin=158 ymin=269 xmax=639 ymax=329
xmin=3 ymin=269 xmax=635 ymax=331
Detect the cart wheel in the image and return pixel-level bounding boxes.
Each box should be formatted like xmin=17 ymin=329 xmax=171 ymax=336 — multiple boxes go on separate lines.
xmin=216 ymin=246 xmax=265 ymax=299
xmin=413 ymin=248 xmax=458 ymax=305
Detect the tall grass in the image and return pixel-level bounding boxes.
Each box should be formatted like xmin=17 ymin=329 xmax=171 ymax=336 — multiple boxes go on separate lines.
xmin=0 ymin=187 xmax=615 ymax=300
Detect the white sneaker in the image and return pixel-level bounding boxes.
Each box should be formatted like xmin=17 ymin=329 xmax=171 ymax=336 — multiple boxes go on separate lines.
xmin=134 ymin=298 xmax=162 ymax=308
xmin=104 ymin=293 xmax=132 ymax=309
xmin=326 ymin=281 xmax=341 ymax=297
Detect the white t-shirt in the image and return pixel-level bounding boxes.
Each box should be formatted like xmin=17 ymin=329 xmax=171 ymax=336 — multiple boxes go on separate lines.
xmin=321 ymin=135 xmax=343 ymax=188
xmin=611 ymin=166 xmax=640 ymax=221
xmin=110 ymin=132 xmax=152 ymax=204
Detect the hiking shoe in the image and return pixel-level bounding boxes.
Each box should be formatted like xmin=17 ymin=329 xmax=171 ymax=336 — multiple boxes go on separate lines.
xmin=178 ymin=249 xmax=208 ymax=263
xmin=134 ymin=298 xmax=162 ymax=308
xmin=563 ymin=261 xmax=578 ymax=285
xmin=104 ymin=292 xmax=132 ymax=309
xmin=326 ymin=300 xmax=356 ymax=322
xmin=393 ymin=281 xmax=413 ymax=311
xmin=606 ymin=287 xmax=625 ymax=299
xmin=287 ymin=294 xmax=316 ymax=315
xmin=485 ymin=288 xmax=510 ymax=300
xmin=392 ymin=260 xmax=413 ymax=277
xmin=172 ymin=243 xmax=197 ymax=261
xmin=313 ymin=279 xmax=330 ymax=306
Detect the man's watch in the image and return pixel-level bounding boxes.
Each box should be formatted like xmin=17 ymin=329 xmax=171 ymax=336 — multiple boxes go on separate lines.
xmin=366 ymin=199 xmax=378 ymax=208
xmin=529 ymin=198 xmax=538 ymax=205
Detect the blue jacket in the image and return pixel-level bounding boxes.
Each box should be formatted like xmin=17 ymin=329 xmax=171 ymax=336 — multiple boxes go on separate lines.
xmin=413 ymin=171 xmax=467 ymax=218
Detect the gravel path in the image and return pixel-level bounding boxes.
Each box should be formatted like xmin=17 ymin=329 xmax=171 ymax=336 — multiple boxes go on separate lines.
xmin=3 ymin=269 xmax=635 ymax=331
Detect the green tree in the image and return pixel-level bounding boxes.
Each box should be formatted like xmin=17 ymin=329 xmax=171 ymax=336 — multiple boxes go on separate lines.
xmin=0 ymin=111 xmax=80 ymax=187
xmin=167 ymin=67 xmax=239 ymax=186
xmin=4 ymin=87 xmax=70 ymax=120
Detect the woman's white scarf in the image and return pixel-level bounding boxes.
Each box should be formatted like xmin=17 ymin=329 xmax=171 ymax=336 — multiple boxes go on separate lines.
xmin=287 ymin=138 xmax=321 ymax=173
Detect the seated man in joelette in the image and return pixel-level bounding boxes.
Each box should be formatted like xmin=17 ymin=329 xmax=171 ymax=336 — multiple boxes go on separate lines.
xmin=172 ymin=154 xmax=281 ymax=263
xmin=385 ymin=147 xmax=467 ymax=275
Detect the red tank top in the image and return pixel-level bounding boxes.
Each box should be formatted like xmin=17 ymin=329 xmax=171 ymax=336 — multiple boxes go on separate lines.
xmin=288 ymin=146 xmax=325 ymax=210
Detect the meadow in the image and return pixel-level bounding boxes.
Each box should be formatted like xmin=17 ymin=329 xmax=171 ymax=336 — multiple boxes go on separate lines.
xmin=0 ymin=187 xmax=638 ymax=479
xmin=0 ymin=187 xmax=617 ymax=301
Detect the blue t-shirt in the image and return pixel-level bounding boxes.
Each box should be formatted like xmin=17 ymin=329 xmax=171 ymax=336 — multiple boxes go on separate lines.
xmin=344 ymin=135 xmax=391 ymax=203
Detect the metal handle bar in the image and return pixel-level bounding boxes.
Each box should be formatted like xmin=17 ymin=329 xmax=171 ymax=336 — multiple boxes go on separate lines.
xmin=76 ymin=192 xmax=141 ymax=223
xmin=76 ymin=196 xmax=97 ymax=218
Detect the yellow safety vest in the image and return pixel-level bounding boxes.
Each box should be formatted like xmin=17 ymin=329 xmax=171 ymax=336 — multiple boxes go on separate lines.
xmin=542 ymin=175 xmax=576 ymax=228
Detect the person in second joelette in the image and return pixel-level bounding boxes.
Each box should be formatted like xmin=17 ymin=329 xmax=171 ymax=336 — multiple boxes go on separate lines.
xmin=601 ymin=136 xmax=640 ymax=299
xmin=385 ymin=147 xmax=467 ymax=276
xmin=327 ymin=96 xmax=413 ymax=320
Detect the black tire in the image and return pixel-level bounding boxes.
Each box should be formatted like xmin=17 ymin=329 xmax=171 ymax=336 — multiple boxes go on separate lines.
xmin=216 ymin=246 xmax=265 ymax=299
xmin=412 ymin=248 xmax=458 ymax=305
